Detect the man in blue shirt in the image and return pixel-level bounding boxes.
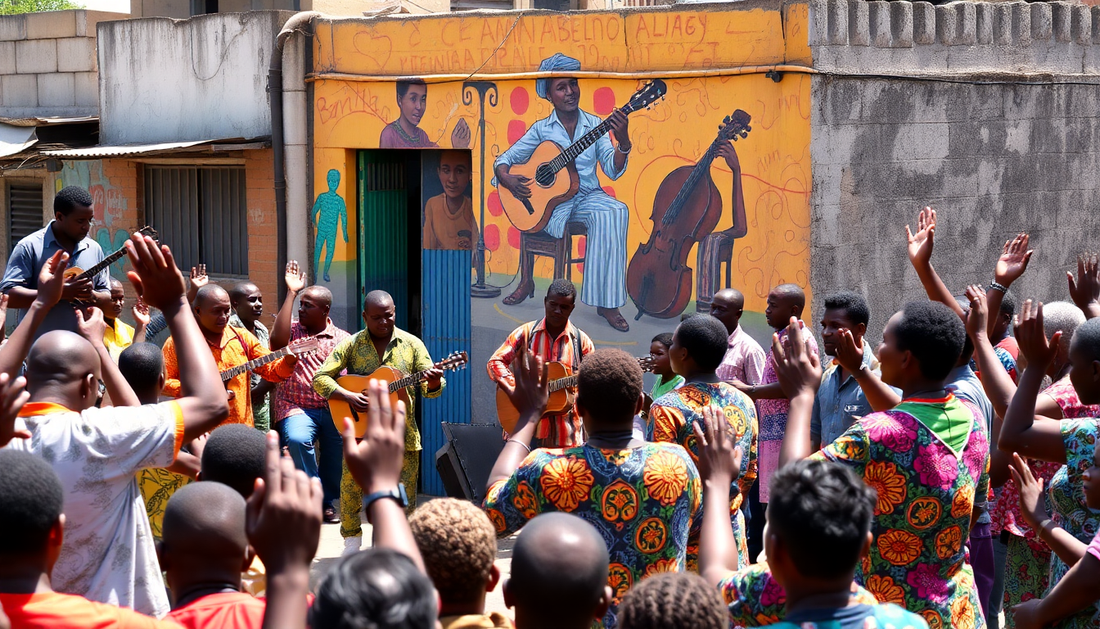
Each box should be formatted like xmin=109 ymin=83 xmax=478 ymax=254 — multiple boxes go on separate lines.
xmin=0 ymin=186 xmax=109 ymax=339
xmin=811 ymin=292 xmax=899 ymax=450
xmin=495 ymin=53 xmax=633 ymax=332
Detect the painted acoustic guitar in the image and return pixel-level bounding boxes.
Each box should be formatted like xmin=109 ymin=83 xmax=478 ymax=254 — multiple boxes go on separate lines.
xmin=328 ymin=351 xmax=469 ymax=438
xmin=496 ymin=80 xmax=667 ymax=233
xmin=496 ymin=355 xmax=655 ymax=434
xmin=62 ymin=226 xmax=158 ymax=304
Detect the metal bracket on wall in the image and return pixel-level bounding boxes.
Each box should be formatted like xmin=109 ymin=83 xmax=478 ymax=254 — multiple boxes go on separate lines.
xmin=765 ymin=70 xmax=784 ymax=83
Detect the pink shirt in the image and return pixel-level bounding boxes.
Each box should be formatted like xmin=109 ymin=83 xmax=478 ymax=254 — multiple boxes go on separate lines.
xmin=273 ymin=319 xmax=351 ymax=422
xmin=716 ymin=325 xmax=767 ymax=386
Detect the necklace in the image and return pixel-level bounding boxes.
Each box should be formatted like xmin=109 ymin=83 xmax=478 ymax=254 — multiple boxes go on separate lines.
xmin=392 ymin=120 xmax=422 ymax=144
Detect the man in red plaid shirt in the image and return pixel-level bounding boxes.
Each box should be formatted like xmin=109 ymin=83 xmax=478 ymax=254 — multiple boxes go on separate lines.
xmin=270 ymin=261 xmax=350 ymax=523
xmin=487 ymin=279 xmax=594 ymax=448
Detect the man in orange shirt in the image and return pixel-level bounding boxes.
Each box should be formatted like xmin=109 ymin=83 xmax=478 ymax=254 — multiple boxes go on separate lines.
xmin=163 ymin=285 xmax=297 ymax=427
xmin=0 ymin=449 xmax=181 ymax=628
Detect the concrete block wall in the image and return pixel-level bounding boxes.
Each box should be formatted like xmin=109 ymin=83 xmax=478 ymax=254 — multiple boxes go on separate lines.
xmin=0 ymin=10 xmax=125 ymax=118
xmin=809 ymin=0 xmax=1100 ymax=75
xmin=809 ymin=77 xmax=1100 ymax=340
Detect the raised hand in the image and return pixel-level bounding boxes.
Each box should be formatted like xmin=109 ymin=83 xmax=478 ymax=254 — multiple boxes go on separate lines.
xmin=75 ymin=307 xmax=108 ymax=346
xmin=132 ymin=297 xmax=151 ymax=327
xmin=965 ymin=285 xmax=989 ymax=341
xmin=771 ymin=317 xmax=822 ymax=400
xmin=905 ymin=206 xmax=937 ymax=269
xmin=693 ymin=405 xmax=742 ymax=485
xmin=0 ymin=373 xmax=31 ymax=448
xmin=342 ymin=379 xmax=406 ymax=495
xmin=125 ymin=233 xmax=187 ymax=312
xmin=509 ymin=346 xmax=549 ymax=424
xmin=833 ymin=328 xmax=864 ymax=374
xmin=285 ymin=260 xmax=306 ymax=293
xmin=1014 ymin=300 xmax=1060 ymax=372
xmin=246 ymin=431 xmax=322 ymax=572
xmin=1009 ymin=452 xmax=1048 ymax=532
xmin=35 ymin=250 xmax=70 ymax=308
xmin=451 ymin=118 xmax=471 ymax=149
xmin=995 ymin=233 xmax=1033 ymax=287
xmin=187 ymin=263 xmax=208 ymax=304
xmin=1067 ymin=253 xmax=1100 ymax=316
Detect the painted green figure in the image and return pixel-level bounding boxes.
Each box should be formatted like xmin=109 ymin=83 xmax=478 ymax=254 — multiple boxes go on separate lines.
xmin=314 ymin=169 xmax=348 ymax=282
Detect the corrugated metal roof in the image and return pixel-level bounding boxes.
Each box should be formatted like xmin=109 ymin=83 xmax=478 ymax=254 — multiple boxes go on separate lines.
xmin=43 ymin=140 xmax=214 ymax=158
xmin=0 ymin=124 xmax=38 ymax=159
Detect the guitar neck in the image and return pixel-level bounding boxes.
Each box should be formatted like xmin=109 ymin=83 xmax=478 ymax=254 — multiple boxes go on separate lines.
xmin=222 ymin=346 xmax=292 ymax=382
xmin=75 ymin=246 xmax=128 ymax=281
xmin=661 ymin=137 xmax=724 ymax=226
xmin=548 ymin=105 xmax=637 ymax=174
xmin=390 ymin=367 xmax=433 ymax=392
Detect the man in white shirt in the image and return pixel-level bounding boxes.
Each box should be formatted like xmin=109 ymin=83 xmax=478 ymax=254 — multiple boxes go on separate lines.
xmin=710 ymin=288 xmax=766 ymax=386
xmin=1 ymin=236 xmax=228 ymax=617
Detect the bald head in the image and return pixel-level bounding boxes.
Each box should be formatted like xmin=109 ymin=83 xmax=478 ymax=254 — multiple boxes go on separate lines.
xmin=26 ymin=331 xmax=100 ymax=392
xmin=162 ymin=482 xmax=248 ymax=572
xmin=710 ymin=288 xmax=745 ymax=334
xmin=195 ymin=284 xmax=230 ymax=308
xmin=364 ymin=290 xmax=394 ymax=310
xmin=766 ymin=283 xmax=806 ymax=329
xmin=508 ymin=513 xmax=609 ymax=624
xmin=301 ymin=285 xmax=333 ymax=309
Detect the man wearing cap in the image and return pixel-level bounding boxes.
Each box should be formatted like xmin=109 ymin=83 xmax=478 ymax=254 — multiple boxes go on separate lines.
xmin=494 ymin=53 xmax=633 ymax=333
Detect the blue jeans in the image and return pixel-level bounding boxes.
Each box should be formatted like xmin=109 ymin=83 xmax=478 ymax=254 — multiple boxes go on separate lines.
xmin=281 ymin=407 xmax=341 ymax=506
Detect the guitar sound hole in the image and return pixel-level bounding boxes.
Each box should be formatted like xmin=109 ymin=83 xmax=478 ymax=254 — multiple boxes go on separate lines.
xmin=534 ymin=164 xmax=555 ymax=188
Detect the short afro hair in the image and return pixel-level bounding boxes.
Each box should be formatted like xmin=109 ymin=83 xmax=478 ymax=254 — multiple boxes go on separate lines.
xmin=1000 ymin=290 xmax=1017 ymax=318
xmin=546 ymin=278 xmax=577 ymax=303
xmin=823 ymin=291 xmax=870 ymax=328
xmin=310 ymin=548 xmax=436 ymax=629
xmin=767 ymin=459 xmax=876 ymax=580
xmin=674 ymin=315 xmax=728 ymax=372
xmin=118 ymin=342 xmax=164 ymax=396
xmin=228 ymin=281 xmax=259 ymax=305
xmin=54 ymin=186 xmax=93 ymax=216
xmin=409 ymin=498 xmax=497 ymax=605
xmin=201 ymin=424 xmax=267 ymax=498
xmin=894 ymin=301 xmax=965 ymax=381
xmin=617 ymin=573 xmax=728 ymax=629
xmin=651 ymin=332 xmax=673 ymax=348
xmin=1071 ymin=317 xmax=1100 ymax=364
xmin=1045 ymin=301 xmax=1086 ymax=358
xmin=0 ymin=449 xmax=64 ymax=556
xmin=576 ymin=348 xmax=643 ymax=423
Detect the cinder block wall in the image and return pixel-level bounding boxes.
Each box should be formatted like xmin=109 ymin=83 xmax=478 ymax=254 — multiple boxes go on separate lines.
xmin=808 ymin=0 xmax=1100 ymax=339
xmin=0 ymin=10 xmax=126 ymax=118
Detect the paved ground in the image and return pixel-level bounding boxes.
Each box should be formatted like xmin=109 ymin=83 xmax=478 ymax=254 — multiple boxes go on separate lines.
xmin=310 ymin=497 xmax=515 ymax=619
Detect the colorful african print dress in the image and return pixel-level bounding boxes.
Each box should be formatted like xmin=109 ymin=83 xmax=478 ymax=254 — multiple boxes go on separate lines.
xmin=812 ymin=395 xmax=990 ymax=629
xmin=1042 ymin=419 xmax=1100 ymax=628
xmin=648 ymin=381 xmax=758 ymax=569
xmin=719 ymin=561 xmax=880 ymax=627
xmin=483 ymin=442 xmax=702 ymax=629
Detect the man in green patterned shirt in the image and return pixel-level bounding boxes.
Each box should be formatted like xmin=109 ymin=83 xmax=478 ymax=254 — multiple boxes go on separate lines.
xmin=313 ymin=289 xmax=444 ymax=555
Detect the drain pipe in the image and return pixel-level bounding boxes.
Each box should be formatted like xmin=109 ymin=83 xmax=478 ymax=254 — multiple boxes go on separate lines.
xmin=270 ymin=11 xmax=321 ymax=304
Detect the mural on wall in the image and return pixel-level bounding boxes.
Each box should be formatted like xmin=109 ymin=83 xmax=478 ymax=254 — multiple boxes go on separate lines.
xmin=422 ymin=150 xmax=476 ymax=251
xmin=313 ymin=168 xmax=349 ymax=283
xmin=380 ymin=80 xmax=472 ymax=150
xmin=57 ymin=161 xmax=130 ymax=274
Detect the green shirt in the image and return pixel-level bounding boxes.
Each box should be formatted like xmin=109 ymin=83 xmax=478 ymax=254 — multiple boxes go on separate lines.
xmin=312 ymin=327 xmax=444 ymax=451
xmin=650 ymin=374 xmax=685 ymax=400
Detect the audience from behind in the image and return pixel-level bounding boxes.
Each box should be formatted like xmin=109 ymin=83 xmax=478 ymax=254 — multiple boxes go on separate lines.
xmin=504 ymin=513 xmax=610 ymax=629
xmin=310 ymin=549 xmax=437 ymax=629
xmin=0 ymin=449 xmax=180 ymax=627
xmin=616 ymin=572 xmax=727 ymax=629
xmin=409 ymin=498 xmax=508 ymax=629
xmin=201 ymin=424 xmax=269 ymax=499
xmin=160 ymin=482 xmax=264 ymax=628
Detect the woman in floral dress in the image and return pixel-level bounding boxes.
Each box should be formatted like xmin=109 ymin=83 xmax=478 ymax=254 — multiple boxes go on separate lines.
xmin=1000 ymin=303 xmax=1100 ymax=628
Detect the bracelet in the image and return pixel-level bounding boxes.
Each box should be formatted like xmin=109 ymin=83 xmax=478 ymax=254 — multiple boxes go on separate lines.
xmin=616 ymin=143 xmax=632 ymax=155
xmin=989 ymin=281 xmax=1009 ymax=293
xmin=507 ymin=439 xmax=532 ymax=453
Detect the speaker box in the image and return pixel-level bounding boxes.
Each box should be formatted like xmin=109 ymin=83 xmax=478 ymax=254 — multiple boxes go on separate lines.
xmin=435 ymin=423 xmax=505 ymax=503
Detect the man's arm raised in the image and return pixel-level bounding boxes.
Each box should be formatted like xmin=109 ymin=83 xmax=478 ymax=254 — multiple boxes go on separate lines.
xmin=0 ymin=250 xmax=69 ymax=379
xmin=124 ymin=234 xmax=227 ymax=440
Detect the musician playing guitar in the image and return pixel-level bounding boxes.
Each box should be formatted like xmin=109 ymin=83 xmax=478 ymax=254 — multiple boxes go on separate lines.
xmin=488 ymin=279 xmax=594 ymax=448
xmin=0 ymin=186 xmax=110 ymax=341
xmin=162 ymin=284 xmax=298 ymax=427
xmin=312 ymin=289 xmax=444 ymax=552
xmin=494 ymin=53 xmax=633 ymax=333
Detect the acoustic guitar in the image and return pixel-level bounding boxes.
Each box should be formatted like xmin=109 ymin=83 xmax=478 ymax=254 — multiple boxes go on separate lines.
xmin=329 ymin=351 xmax=469 ymax=438
xmin=63 ymin=226 xmax=158 ymax=304
xmin=496 ymin=80 xmax=667 ymax=233
xmin=496 ymin=355 xmax=655 ymax=434
xmin=218 ymin=336 xmax=321 ymax=402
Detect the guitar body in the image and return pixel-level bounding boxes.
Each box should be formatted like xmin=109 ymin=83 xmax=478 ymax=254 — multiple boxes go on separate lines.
xmin=328 ymin=367 xmax=411 ymax=439
xmin=495 ymin=361 xmax=575 ymax=434
xmin=497 ymin=141 xmax=580 ymax=233
xmin=627 ymin=164 xmax=723 ymax=319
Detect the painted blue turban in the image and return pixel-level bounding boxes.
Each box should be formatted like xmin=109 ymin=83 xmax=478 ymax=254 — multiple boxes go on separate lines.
xmin=535 ymin=53 xmax=582 ymax=100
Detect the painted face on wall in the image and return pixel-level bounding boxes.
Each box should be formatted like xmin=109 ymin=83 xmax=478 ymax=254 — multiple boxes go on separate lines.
xmin=548 ymin=78 xmax=580 ymax=114
xmin=438 ymin=151 xmax=472 ymax=201
xmin=399 ymin=83 xmax=428 ymax=127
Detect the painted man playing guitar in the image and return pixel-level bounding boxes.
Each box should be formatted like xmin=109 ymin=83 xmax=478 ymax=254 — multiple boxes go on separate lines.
xmin=487 ymin=279 xmax=595 ymax=448
xmin=494 ymin=53 xmax=635 ymax=333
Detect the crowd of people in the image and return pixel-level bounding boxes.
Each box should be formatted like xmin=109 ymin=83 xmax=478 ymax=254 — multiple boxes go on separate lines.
xmin=1 ymin=186 xmax=1100 ymax=629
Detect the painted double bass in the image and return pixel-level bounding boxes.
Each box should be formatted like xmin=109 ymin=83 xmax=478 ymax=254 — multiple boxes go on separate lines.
xmin=626 ymin=110 xmax=752 ymax=320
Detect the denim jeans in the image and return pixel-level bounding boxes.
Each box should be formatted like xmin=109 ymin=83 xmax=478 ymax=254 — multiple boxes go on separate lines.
xmin=281 ymin=407 xmax=341 ymax=506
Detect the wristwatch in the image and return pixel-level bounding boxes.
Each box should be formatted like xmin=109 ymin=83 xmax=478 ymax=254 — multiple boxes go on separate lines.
xmin=364 ymin=483 xmax=408 ymax=522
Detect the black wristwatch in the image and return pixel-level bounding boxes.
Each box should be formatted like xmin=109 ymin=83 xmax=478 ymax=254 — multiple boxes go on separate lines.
xmin=364 ymin=483 xmax=409 ymax=522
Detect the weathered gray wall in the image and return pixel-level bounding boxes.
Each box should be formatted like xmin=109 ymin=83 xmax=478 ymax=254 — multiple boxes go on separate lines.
xmin=810 ymin=77 xmax=1100 ymax=340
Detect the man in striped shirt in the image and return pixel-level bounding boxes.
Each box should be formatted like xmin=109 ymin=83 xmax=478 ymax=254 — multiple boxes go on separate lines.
xmin=487 ymin=279 xmax=594 ymax=448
